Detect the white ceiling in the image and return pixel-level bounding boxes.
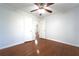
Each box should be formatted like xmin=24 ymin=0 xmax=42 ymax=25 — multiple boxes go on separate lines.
xmin=50 ymin=3 xmax=79 ymax=13
xmin=1 ymin=3 xmax=79 ymax=17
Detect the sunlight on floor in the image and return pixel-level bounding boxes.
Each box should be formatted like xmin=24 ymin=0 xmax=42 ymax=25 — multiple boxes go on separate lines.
xmin=34 ymin=39 xmax=40 ymax=54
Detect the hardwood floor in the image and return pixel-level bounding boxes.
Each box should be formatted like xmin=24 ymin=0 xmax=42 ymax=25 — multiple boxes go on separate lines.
xmin=0 ymin=38 xmax=79 ymax=56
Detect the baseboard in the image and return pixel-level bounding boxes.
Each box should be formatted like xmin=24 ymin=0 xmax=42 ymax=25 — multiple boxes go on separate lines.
xmin=0 ymin=39 xmax=35 ymax=50
xmin=0 ymin=41 xmax=25 ymax=50
xmin=40 ymin=38 xmax=79 ymax=48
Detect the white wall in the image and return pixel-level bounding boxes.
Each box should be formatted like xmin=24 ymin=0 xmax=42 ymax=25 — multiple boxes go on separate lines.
xmin=38 ymin=18 xmax=46 ymax=38
xmin=0 ymin=4 xmax=38 ymax=49
xmin=39 ymin=6 xmax=79 ymax=47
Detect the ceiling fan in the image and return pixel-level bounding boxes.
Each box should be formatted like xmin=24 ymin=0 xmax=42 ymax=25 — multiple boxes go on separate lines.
xmin=30 ymin=3 xmax=54 ymax=15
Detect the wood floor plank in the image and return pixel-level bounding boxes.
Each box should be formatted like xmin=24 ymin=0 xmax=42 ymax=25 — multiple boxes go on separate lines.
xmin=0 ymin=38 xmax=79 ymax=56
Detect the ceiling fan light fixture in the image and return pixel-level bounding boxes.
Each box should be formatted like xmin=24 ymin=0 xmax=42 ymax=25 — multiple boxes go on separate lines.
xmin=38 ymin=9 xmax=45 ymax=14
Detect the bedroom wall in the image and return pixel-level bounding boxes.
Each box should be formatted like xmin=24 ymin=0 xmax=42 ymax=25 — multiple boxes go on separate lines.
xmin=0 ymin=4 xmax=38 ymax=49
xmin=38 ymin=18 xmax=46 ymax=38
xmin=39 ymin=6 xmax=79 ymax=47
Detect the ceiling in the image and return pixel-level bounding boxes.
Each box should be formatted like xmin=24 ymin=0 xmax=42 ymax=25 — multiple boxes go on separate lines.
xmin=1 ymin=3 xmax=79 ymax=17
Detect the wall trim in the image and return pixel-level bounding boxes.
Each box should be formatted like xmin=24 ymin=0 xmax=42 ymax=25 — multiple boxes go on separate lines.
xmin=40 ymin=38 xmax=79 ymax=48
xmin=0 ymin=39 xmax=35 ymax=50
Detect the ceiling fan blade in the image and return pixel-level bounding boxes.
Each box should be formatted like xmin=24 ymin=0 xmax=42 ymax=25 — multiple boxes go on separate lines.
xmin=34 ymin=3 xmax=40 ymax=6
xmin=46 ymin=3 xmax=54 ymax=7
xmin=45 ymin=9 xmax=52 ymax=13
xmin=30 ymin=9 xmax=38 ymax=12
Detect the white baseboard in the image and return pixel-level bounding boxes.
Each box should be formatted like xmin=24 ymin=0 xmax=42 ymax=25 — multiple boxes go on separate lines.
xmin=0 ymin=41 xmax=24 ymax=49
xmin=40 ymin=37 xmax=79 ymax=47
xmin=0 ymin=39 xmax=35 ymax=50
